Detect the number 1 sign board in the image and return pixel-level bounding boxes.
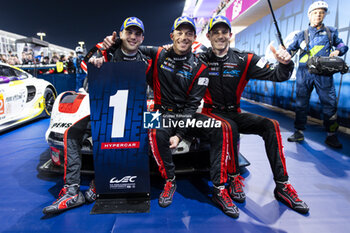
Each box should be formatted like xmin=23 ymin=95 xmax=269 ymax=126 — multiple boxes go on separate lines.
xmin=87 ymin=62 xmax=150 ymax=213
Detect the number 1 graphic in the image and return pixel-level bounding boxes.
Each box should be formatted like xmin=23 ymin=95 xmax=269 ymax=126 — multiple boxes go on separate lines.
xmin=109 ymin=90 xmax=128 ymax=138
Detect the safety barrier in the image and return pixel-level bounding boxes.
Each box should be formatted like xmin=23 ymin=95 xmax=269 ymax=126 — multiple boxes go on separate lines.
xmin=37 ymin=73 xmax=76 ymax=94
xmin=16 ymin=64 xmax=81 ymax=94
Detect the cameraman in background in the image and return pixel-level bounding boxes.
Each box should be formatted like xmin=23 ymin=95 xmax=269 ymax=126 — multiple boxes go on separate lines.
xmin=287 ymin=1 xmax=348 ymax=148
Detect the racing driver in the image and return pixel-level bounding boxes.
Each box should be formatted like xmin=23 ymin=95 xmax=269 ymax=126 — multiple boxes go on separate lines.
xmin=42 ymin=17 xmax=151 ymax=215
xmin=200 ymin=15 xmax=309 ymax=214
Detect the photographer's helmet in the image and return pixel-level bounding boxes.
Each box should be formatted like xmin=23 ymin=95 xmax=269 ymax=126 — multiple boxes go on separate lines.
xmin=308 ymin=1 xmax=328 ymax=15
xmin=75 ymin=46 xmax=84 ymax=54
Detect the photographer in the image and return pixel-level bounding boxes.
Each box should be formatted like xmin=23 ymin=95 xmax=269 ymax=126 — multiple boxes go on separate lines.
xmin=287 ymin=1 xmax=348 ymax=148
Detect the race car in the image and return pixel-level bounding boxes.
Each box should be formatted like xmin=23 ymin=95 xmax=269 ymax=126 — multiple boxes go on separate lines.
xmin=42 ymin=87 xmax=250 ymax=175
xmin=0 ymin=62 xmax=56 ymax=133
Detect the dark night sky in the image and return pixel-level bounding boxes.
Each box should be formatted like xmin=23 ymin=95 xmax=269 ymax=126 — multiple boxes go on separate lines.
xmin=0 ymin=0 xmax=185 ymax=50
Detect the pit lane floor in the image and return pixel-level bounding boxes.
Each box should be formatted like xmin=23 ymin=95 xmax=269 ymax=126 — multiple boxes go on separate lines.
xmin=1 ymin=99 xmax=350 ymax=233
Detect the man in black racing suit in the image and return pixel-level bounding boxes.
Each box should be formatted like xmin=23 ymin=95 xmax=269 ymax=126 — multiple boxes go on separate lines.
xmin=42 ymin=17 xmax=151 ymax=215
xmin=102 ymin=16 xmax=240 ymax=218
xmin=144 ymin=17 xmax=239 ymax=218
xmin=200 ymin=15 xmax=309 ymax=214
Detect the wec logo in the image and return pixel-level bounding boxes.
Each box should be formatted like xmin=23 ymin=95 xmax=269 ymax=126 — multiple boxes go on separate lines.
xmin=110 ymin=176 xmax=137 ymax=184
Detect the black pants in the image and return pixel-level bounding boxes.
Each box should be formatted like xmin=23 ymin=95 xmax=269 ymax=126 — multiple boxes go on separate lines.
xmin=206 ymin=109 xmax=289 ymax=182
xmin=63 ymin=116 xmax=90 ymax=185
xmin=148 ymin=112 xmax=230 ymax=186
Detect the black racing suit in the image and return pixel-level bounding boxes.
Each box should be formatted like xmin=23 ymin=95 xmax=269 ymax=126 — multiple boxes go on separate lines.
xmin=64 ymin=47 xmax=151 ymax=185
xmin=201 ymin=48 xmax=294 ymax=182
xmin=141 ymin=46 xmax=229 ymax=186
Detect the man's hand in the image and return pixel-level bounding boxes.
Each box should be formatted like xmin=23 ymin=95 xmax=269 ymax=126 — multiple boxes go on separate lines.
xmin=162 ymin=44 xmax=173 ymax=51
xmin=103 ymin=31 xmax=117 ymax=50
xmin=270 ymin=45 xmax=291 ymax=65
xmin=330 ymin=50 xmax=340 ymax=57
xmin=88 ymin=57 xmax=104 ymax=68
xmin=169 ymin=136 xmax=180 ymax=149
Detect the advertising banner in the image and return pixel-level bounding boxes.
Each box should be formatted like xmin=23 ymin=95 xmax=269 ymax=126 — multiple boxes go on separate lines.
xmin=225 ymin=0 xmax=259 ymax=21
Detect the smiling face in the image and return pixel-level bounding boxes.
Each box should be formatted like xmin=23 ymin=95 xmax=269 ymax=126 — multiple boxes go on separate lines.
xmin=206 ymin=23 xmax=232 ymax=56
xmin=308 ymin=8 xmax=326 ymax=27
xmin=170 ymin=24 xmax=196 ymax=55
xmin=119 ymin=26 xmax=144 ymax=54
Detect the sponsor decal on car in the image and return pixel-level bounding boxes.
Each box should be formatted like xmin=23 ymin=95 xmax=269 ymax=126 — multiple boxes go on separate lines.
xmin=50 ymin=146 xmax=61 ymax=165
xmin=5 ymin=93 xmax=24 ymax=102
xmin=51 ymin=122 xmax=73 ymax=128
xmin=0 ymin=93 xmax=4 ymax=115
xmin=9 ymin=80 xmax=24 ymax=86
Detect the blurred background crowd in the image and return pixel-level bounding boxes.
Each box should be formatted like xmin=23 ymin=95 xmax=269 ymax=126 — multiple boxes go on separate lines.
xmin=0 ymin=50 xmax=81 ymax=74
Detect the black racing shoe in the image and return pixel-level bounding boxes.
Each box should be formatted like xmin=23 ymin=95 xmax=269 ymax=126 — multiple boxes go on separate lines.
xmin=43 ymin=184 xmax=85 ymax=215
xmin=158 ymin=179 xmax=176 ymax=208
xmin=85 ymin=180 xmax=97 ymax=203
xmin=288 ymin=130 xmax=304 ymax=142
xmin=325 ymin=134 xmax=342 ymax=148
xmin=228 ymin=174 xmax=246 ymax=203
xmin=274 ymin=181 xmax=309 ymax=214
xmin=212 ymin=186 xmax=239 ymax=218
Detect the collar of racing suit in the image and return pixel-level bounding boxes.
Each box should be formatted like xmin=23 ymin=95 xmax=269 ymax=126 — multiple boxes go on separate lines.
xmin=168 ymin=48 xmax=192 ymax=62
xmin=208 ymin=47 xmax=229 ymax=62
xmin=115 ymin=48 xmax=140 ymax=61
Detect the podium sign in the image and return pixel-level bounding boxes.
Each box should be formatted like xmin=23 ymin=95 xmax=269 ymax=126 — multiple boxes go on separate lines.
xmin=87 ymin=62 xmax=150 ymax=213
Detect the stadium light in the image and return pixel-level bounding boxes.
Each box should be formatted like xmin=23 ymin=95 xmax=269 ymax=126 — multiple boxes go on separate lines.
xmin=37 ymin=32 xmax=46 ymax=41
xmin=78 ymin=41 xmax=85 ymax=48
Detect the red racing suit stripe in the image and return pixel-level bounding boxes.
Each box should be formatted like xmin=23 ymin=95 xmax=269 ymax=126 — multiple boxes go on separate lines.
xmin=186 ymin=63 xmax=207 ymax=95
xmin=152 ymin=47 xmax=163 ymax=105
xmin=270 ymin=119 xmax=288 ymax=176
xmin=199 ymin=112 xmax=229 ymax=184
xmin=206 ymin=112 xmax=237 ymax=175
xmin=148 ymin=129 xmax=168 ymax=179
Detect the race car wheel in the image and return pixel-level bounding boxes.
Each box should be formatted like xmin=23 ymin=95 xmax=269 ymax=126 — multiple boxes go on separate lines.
xmin=43 ymin=88 xmax=56 ymax=117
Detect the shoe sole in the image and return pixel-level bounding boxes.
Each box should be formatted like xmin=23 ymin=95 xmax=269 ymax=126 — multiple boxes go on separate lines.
xmin=85 ymin=197 xmax=96 ymax=203
xmin=158 ymin=194 xmax=174 ymax=208
xmin=43 ymin=201 xmax=85 ymax=215
xmin=232 ymin=198 xmax=245 ymax=203
xmin=158 ymin=202 xmax=172 ymax=208
xmin=287 ymin=138 xmax=304 ymax=142
xmin=274 ymin=191 xmax=309 ymax=214
xmin=229 ymin=192 xmax=246 ymax=203
xmin=211 ymin=196 xmax=239 ymax=218
xmin=325 ymin=141 xmax=343 ymax=149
